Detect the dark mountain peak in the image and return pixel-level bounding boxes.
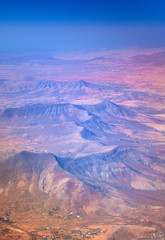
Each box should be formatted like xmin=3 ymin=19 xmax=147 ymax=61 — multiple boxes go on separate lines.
xmin=83 ymin=99 xmax=136 ymax=118
xmin=77 ymin=80 xmax=101 ymax=89
xmin=78 ymin=80 xmax=93 ymax=87
xmin=36 ymin=80 xmax=65 ymax=89
xmin=78 ymin=79 xmax=87 ymax=84
xmin=13 ymin=150 xmax=49 ymax=159
xmin=9 ymin=151 xmax=52 ymax=170
xmin=68 ymin=80 xmax=89 ymax=89
xmin=0 ymin=151 xmax=54 ymax=188
xmin=16 ymin=150 xmax=34 ymax=158
xmin=73 ymin=146 xmax=140 ymax=162
xmin=36 ymin=79 xmax=54 ymax=89
xmin=104 ymin=146 xmax=154 ymax=168
xmin=99 ymin=99 xmax=116 ymax=107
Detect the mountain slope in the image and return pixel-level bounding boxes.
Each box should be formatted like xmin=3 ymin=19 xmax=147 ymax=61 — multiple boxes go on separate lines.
xmin=0 ymin=151 xmax=108 ymax=216
xmin=1 ymin=103 xmax=89 ymax=125
xmin=55 ymin=147 xmax=165 ymax=203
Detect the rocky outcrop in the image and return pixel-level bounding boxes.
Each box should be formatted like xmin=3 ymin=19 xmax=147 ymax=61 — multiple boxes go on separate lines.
xmin=55 ymin=147 xmax=165 ymax=198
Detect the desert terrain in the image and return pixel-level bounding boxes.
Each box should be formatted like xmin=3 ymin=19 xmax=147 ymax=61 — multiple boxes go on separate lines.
xmin=0 ymin=49 xmax=165 ymax=239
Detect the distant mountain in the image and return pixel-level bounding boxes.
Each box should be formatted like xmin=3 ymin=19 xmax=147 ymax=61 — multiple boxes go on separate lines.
xmin=33 ymin=79 xmax=105 ymax=100
xmin=1 ymin=103 xmax=89 ymax=125
xmin=82 ymin=99 xmax=136 ymax=118
xmin=0 ymin=79 xmax=104 ymax=95
xmin=36 ymin=80 xmax=65 ymax=89
xmin=36 ymin=80 xmax=100 ymax=91
xmin=1 ymin=99 xmax=135 ymax=126
xmin=68 ymin=80 xmax=100 ymax=89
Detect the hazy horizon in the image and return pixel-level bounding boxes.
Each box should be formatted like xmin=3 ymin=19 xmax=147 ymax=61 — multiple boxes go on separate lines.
xmin=1 ymin=0 xmax=165 ymax=52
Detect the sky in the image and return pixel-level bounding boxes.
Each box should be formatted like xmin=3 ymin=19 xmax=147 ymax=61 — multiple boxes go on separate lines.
xmin=0 ymin=0 xmax=165 ymax=51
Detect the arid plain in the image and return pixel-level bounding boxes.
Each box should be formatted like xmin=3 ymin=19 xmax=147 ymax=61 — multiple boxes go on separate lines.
xmin=0 ymin=49 xmax=165 ymax=239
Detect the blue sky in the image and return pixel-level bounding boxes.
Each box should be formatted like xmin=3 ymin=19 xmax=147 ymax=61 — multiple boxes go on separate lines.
xmin=0 ymin=0 xmax=165 ymax=51
xmin=1 ymin=0 xmax=165 ymax=23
